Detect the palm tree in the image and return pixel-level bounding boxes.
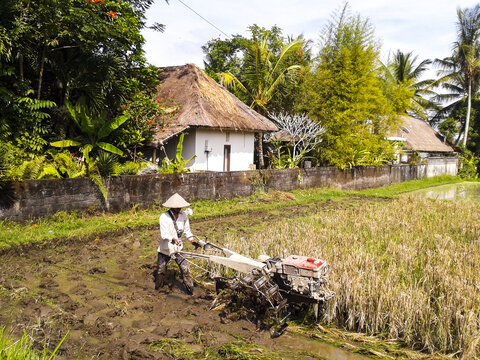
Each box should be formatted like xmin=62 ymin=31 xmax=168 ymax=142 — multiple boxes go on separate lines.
xmin=382 ymin=50 xmax=438 ymax=119
xmin=433 ymin=5 xmax=480 ymax=146
xmin=219 ymin=34 xmax=305 ymax=168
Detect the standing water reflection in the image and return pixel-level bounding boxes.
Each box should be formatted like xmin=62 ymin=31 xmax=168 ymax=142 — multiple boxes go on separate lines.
xmin=408 ymin=182 xmax=480 ymax=202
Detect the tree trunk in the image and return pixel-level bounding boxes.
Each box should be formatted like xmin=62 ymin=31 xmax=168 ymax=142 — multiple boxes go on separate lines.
xmin=18 ymin=53 xmax=24 ymax=81
xmin=455 ymin=122 xmax=465 ymax=145
xmin=37 ymin=45 xmax=47 ymax=100
xmin=463 ymin=80 xmax=472 ymax=147
xmin=257 ymin=132 xmax=264 ymax=169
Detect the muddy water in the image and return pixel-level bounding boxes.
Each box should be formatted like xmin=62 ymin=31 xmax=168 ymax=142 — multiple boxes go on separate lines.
xmin=407 ymin=181 xmax=480 ymax=202
xmin=277 ymin=332 xmax=369 ymax=360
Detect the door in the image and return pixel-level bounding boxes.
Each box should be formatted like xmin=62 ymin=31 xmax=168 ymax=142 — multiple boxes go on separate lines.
xmin=223 ymin=145 xmax=231 ymax=172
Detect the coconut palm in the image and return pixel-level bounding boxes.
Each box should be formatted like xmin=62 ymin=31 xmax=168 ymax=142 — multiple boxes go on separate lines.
xmin=433 ymin=5 xmax=480 ymax=146
xmin=382 ymin=50 xmax=438 ymax=119
xmin=219 ymin=35 xmax=305 ymax=168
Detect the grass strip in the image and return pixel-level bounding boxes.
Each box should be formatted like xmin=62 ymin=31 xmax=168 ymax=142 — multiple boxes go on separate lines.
xmin=0 ymin=327 xmax=68 ymax=360
xmin=0 ymin=175 xmax=464 ymax=251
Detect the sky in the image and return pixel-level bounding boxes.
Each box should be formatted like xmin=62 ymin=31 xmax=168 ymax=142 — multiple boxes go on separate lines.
xmin=142 ymin=0 xmax=479 ymax=73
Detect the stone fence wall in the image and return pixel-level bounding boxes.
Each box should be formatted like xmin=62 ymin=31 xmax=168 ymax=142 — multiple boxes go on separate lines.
xmin=0 ymin=158 xmax=458 ymax=221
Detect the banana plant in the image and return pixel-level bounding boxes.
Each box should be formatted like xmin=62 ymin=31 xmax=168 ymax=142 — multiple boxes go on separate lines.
xmin=50 ymin=98 xmax=130 ymax=176
xmin=161 ymin=133 xmax=196 ymax=173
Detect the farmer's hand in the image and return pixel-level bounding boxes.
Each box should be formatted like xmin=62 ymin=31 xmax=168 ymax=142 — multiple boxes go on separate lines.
xmin=173 ymin=238 xmax=181 ymax=245
xmin=191 ymin=239 xmax=200 ymax=249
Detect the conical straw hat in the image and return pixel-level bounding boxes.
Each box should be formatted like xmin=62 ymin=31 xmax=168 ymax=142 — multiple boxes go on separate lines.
xmin=162 ymin=193 xmax=190 ymax=208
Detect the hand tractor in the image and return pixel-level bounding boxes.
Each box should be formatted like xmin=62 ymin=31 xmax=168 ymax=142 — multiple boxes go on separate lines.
xmin=179 ymin=238 xmax=335 ymax=336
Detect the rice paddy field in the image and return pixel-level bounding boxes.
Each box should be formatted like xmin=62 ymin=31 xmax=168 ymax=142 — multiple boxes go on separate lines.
xmin=222 ymin=195 xmax=480 ymax=358
xmin=1 ymin=177 xmax=479 ymax=359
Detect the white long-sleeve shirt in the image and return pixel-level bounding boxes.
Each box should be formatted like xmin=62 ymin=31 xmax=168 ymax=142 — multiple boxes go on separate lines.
xmin=158 ymin=210 xmax=194 ymax=255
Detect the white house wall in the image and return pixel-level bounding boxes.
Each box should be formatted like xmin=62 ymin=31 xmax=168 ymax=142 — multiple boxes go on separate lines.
xmin=425 ymin=157 xmax=458 ymax=177
xmin=159 ymin=128 xmax=255 ymax=172
xmin=192 ymin=128 xmax=255 ymax=172
xmin=160 ymin=130 xmax=196 ymax=167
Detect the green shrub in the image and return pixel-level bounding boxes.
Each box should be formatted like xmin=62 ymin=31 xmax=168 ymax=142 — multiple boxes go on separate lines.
xmin=39 ymin=151 xmax=84 ymax=179
xmin=95 ymin=151 xmax=119 ymax=178
xmin=115 ymin=161 xmax=142 ymax=175
xmin=9 ymin=156 xmax=47 ymax=181
xmin=458 ymin=148 xmax=479 ymax=179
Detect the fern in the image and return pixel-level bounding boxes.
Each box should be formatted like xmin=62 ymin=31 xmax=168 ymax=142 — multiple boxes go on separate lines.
xmin=9 ymin=156 xmax=47 ymax=181
xmin=39 ymin=165 xmax=62 ymax=179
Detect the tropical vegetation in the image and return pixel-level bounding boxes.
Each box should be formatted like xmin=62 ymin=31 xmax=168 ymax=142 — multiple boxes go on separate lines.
xmin=433 ymin=5 xmax=480 ymax=148
xmin=2 ymin=1 xmax=480 ymax=179
xmin=298 ymin=4 xmax=402 ymax=168
xmin=201 ymin=4 xmax=480 ymax=174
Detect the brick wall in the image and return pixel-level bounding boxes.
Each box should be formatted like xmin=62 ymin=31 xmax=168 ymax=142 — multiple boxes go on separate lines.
xmin=0 ymin=160 xmax=458 ymax=221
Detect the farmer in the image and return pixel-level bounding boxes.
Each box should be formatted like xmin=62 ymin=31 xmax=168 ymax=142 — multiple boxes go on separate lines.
xmin=155 ymin=193 xmax=198 ymax=295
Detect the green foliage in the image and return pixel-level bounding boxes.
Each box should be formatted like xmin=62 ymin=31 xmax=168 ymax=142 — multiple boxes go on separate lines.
xmin=268 ymin=139 xmax=310 ymax=169
xmin=300 ymin=4 xmax=400 ymax=168
xmin=0 ymin=0 xmax=160 ymax=160
xmin=345 ymin=145 xmax=396 ymax=168
xmin=433 ymin=5 xmax=480 ymax=147
xmin=438 ymin=117 xmax=460 ymax=144
xmin=114 ymin=92 xmax=164 ymax=161
xmin=379 ymin=50 xmax=437 ymax=119
xmin=51 ymin=98 xmax=129 ymax=175
xmin=457 ymin=148 xmax=479 ymax=179
xmin=9 ymin=156 xmax=47 ymax=181
xmin=220 ymin=33 xmax=306 ymax=114
xmin=43 ymin=152 xmax=84 ymax=179
xmin=95 ymin=151 xmax=119 ymax=178
xmin=202 ymin=35 xmax=247 ymax=82
xmin=160 ymin=133 xmax=195 ymax=174
xmin=204 ymin=25 xmax=311 ymax=115
xmin=0 ymin=142 xmax=9 ymax=190
xmin=0 ymin=327 xmax=68 ymax=360
xmin=115 ymin=161 xmax=143 ymax=175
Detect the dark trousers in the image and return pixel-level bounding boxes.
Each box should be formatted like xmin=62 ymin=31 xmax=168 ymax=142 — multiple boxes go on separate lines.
xmin=156 ymin=252 xmax=190 ymax=279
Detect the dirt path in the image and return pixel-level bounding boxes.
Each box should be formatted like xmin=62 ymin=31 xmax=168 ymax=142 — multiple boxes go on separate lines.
xmin=0 ymin=198 xmax=373 ymax=359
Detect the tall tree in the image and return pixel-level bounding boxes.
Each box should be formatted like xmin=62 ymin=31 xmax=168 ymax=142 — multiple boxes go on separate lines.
xmin=217 ymin=29 xmax=306 ymax=168
xmin=433 ymin=4 xmax=480 ymax=146
xmin=380 ymin=50 xmax=438 ymax=119
xmin=0 ymin=0 xmax=162 ymax=158
xmin=300 ymin=4 xmax=399 ymax=168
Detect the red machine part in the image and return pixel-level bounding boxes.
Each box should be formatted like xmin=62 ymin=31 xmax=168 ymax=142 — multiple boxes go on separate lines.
xmin=282 ymin=255 xmax=324 ymax=271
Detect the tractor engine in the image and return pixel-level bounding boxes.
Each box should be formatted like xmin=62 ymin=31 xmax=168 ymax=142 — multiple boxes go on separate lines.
xmin=270 ymin=255 xmax=333 ymax=303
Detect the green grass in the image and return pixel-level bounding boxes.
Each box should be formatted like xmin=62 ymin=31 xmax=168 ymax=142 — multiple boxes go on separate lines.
xmin=0 ymin=328 xmax=67 ymax=360
xmin=0 ymin=175 xmax=463 ymax=251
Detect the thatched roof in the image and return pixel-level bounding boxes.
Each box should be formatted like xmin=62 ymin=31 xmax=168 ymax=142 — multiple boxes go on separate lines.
xmin=151 ymin=64 xmax=277 ymax=146
xmin=389 ymin=115 xmax=455 ymax=153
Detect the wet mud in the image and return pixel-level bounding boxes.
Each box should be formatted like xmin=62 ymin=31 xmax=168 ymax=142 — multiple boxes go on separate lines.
xmin=0 ymin=198 xmax=372 ymax=359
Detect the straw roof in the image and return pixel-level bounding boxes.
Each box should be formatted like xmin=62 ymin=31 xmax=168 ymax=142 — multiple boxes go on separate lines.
xmin=389 ymin=115 xmax=455 ymax=153
xmin=151 ymin=64 xmax=277 ymax=146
